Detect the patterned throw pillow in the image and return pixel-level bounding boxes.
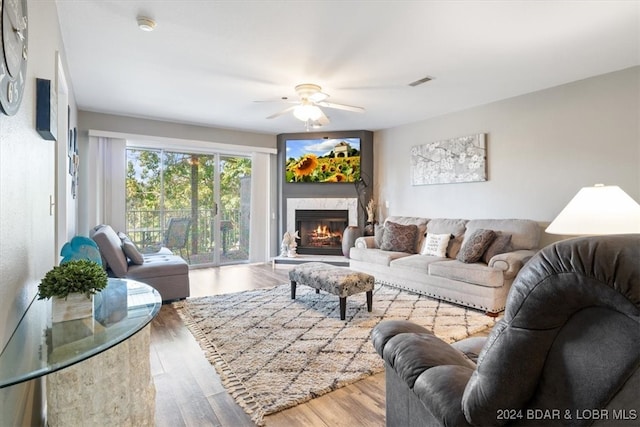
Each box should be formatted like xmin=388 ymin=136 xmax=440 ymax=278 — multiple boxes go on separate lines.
xmin=380 ymin=221 xmax=419 ymax=253
xmin=457 ymin=229 xmax=497 ymax=263
xmin=420 ymin=233 xmax=452 ymax=257
xmin=482 ymin=232 xmax=512 ymax=264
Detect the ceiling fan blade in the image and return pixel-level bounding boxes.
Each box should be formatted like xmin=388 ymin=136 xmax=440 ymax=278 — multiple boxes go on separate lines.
xmin=254 ymin=98 xmax=297 ymax=104
xmin=266 ymin=105 xmax=296 ymax=119
xmin=309 ymin=91 xmax=329 ymax=103
xmin=317 ymin=101 xmax=365 ymax=113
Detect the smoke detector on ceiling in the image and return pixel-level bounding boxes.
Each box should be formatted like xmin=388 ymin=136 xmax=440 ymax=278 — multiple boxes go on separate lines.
xmin=137 ymin=16 xmax=157 ymax=32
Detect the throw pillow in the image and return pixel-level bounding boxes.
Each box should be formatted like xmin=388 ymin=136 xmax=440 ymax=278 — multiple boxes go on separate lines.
xmin=420 ymin=233 xmax=452 ymax=257
xmin=118 ymin=232 xmax=144 ymax=265
xmin=457 ymin=229 xmax=497 ymax=263
xmin=374 ymin=223 xmax=385 ymax=248
xmin=380 ymin=221 xmax=419 ymax=253
xmin=482 ymin=232 xmax=512 ymax=264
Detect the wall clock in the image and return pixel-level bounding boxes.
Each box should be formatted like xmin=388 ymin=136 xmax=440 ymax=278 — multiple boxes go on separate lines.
xmin=0 ymin=0 xmax=28 ymax=116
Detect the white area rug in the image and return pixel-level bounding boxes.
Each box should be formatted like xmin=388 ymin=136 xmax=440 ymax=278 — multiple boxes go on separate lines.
xmin=175 ymin=283 xmax=499 ymax=425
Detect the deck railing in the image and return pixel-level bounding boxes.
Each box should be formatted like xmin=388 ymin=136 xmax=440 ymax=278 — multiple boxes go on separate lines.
xmin=125 ymin=209 xmax=245 ymax=262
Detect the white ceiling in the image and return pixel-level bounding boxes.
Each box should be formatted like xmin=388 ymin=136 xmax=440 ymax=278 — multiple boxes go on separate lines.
xmin=54 ymin=1 xmax=639 ymax=135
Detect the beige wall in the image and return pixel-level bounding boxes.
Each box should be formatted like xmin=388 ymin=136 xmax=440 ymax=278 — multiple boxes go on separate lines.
xmin=374 ymin=67 xmax=640 ymax=246
xmin=0 ymin=2 xmax=77 ymax=425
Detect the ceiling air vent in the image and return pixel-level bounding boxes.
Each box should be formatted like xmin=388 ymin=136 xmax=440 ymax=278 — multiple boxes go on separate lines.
xmin=408 ymin=76 xmax=434 ymax=87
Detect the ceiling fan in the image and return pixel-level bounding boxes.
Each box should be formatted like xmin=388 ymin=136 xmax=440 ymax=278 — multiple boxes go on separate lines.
xmin=261 ymin=83 xmax=365 ymax=130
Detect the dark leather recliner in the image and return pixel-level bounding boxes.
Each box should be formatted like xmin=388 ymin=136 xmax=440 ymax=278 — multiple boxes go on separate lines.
xmin=372 ymin=235 xmax=640 ymax=426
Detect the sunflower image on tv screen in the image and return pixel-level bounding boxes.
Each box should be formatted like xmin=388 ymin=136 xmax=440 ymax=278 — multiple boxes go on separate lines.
xmin=285 ymin=138 xmax=361 ymax=183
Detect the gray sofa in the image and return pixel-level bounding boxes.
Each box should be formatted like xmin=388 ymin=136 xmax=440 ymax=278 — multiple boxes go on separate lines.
xmin=90 ymin=224 xmax=190 ymax=302
xmin=372 ymin=234 xmax=640 ymax=426
xmin=349 ymin=216 xmax=541 ymax=314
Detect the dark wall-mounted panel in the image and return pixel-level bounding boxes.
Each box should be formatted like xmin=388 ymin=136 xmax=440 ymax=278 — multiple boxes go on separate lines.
xmin=35 ymin=78 xmax=57 ymax=141
xmin=277 ymin=130 xmax=374 ymax=241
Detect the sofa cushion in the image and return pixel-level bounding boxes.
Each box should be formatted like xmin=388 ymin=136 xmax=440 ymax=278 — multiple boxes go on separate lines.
xmin=457 ymin=229 xmax=497 ymax=263
xmin=380 ymin=221 xmax=419 ymax=253
xmin=465 ymin=219 xmax=540 ymax=250
xmin=426 ymin=219 xmax=468 ymax=258
xmin=91 ymin=225 xmax=129 ymax=277
xmin=126 ymin=253 xmax=188 ymax=280
xmin=429 ymin=260 xmax=504 ymax=288
xmin=89 ymin=224 xmax=107 ymax=238
xmin=482 ymin=232 xmax=512 ymax=264
xmin=349 ymin=247 xmax=411 ymax=267
xmin=420 ymin=233 xmax=451 ymax=257
xmin=89 ymin=224 xmax=110 ymax=268
xmin=118 ymin=232 xmax=144 ymax=265
xmin=390 ymin=254 xmax=446 ymax=275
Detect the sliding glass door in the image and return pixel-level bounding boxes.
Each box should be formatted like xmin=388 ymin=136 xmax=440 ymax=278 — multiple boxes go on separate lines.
xmin=125 ymin=148 xmax=251 ymax=266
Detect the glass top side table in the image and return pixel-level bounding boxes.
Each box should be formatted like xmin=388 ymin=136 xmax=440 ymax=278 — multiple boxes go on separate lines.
xmin=0 ymin=278 xmax=162 ymax=388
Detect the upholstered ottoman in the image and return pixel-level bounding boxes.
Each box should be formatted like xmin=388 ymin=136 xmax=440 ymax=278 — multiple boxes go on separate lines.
xmin=289 ymin=262 xmax=375 ymax=320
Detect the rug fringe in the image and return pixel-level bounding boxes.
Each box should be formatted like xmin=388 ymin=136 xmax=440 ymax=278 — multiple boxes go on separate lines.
xmin=174 ymin=301 xmax=267 ymax=426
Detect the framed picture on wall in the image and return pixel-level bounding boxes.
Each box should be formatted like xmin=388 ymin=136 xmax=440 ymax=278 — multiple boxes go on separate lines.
xmin=410 ymin=133 xmax=487 ymax=185
xmin=284 ymin=137 xmax=361 ymax=183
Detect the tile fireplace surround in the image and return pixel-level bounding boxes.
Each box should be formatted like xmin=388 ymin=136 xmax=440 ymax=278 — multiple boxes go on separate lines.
xmin=286 ymin=198 xmax=358 ymax=233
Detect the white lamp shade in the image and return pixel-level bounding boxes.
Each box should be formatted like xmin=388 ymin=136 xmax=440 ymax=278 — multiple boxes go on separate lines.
xmin=293 ymin=104 xmax=322 ymax=122
xmin=546 ymin=185 xmax=640 ymax=235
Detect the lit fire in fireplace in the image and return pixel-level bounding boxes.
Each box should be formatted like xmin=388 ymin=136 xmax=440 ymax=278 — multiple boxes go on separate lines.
xmin=307 ymin=224 xmax=342 ymax=247
xmin=294 ymin=209 xmax=349 ymax=255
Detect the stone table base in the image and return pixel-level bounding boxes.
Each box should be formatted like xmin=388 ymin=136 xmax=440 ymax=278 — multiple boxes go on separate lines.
xmin=46 ymin=325 xmax=155 ymax=426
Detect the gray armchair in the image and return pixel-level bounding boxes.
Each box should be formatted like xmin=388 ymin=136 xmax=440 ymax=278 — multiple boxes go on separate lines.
xmin=91 ymin=224 xmax=190 ymax=302
xmin=372 ymin=234 xmax=639 ymax=426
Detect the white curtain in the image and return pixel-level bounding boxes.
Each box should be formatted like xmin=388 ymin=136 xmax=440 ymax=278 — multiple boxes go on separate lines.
xmin=249 ymin=152 xmax=277 ymax=262
xmin=79 ymin=136 xmax=126 ymax=234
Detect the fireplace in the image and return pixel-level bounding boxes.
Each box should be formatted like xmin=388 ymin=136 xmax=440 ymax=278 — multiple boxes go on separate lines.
xmin=295 ymin=210 xmax=349 ymax=255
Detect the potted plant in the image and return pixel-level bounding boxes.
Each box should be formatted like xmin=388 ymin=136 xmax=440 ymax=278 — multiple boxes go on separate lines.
xmin=38 ymin=259 xmax=108 ymax=322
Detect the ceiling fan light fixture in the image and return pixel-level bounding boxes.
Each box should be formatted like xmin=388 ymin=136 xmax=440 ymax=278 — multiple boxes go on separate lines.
xmin=293 ymin=104 xmax=322 ymax=122
xmin=303 ymin=119 xmax=324 ymax=132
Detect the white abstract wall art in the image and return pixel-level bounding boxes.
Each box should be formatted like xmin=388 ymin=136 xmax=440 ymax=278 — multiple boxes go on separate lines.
xmin=411 ymin=133 xmax=487 ymax=185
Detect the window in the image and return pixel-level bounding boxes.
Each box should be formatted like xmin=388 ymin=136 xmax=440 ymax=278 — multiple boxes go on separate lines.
xmin=125 ymin=148 xmax=251 ymax=266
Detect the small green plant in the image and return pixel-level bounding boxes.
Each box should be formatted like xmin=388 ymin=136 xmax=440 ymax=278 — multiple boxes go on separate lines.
xmin=38 ymin=259 xmax=108 ymax=300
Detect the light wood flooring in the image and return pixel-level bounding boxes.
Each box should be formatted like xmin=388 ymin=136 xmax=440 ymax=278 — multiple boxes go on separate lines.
xmin=150 ymin=262 xmax=386 ymax=427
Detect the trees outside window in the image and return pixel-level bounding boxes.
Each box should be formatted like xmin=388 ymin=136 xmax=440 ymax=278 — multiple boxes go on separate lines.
xmin=126 ymin=148 xmax=251 ymax=265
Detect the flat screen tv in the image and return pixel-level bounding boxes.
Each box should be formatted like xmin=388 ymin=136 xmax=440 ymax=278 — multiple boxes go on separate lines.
xmin=285 ymin=137 xmax=361 ymax=183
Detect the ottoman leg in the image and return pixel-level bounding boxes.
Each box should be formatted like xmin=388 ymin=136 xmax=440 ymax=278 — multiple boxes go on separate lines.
xmin=366 ymin=290 xmax=373 ymax=312
xmin=339 ymin=297 xmax=346 ymax=320
xmin=291 ymin=281 xmax=297 ymax=299
xmin=315 ymin=289 xmax=320 ymax=294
